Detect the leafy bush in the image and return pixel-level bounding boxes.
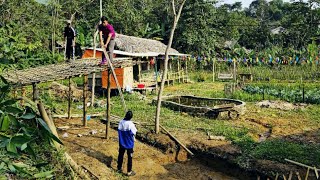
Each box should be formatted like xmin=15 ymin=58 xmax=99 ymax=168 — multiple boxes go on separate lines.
xmin=0 ymin=77 xmax=72 ymax=179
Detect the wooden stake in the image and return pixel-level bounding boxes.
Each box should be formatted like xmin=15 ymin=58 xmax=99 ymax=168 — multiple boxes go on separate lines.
xmin=160 ymin=124 xmax=194 ymax=156
xmin=12 ymin=88 xmax=17 ymax=99
xmin=275 ymin=173 xmax=279 ymax=180
xmin=20 ymin=87 xmax=26 ymax=106
xmin=178 ymin=58 xmax=180 ymax=83
xmin=296 ymin=172 xmax=302 ymax=180
xmin=32 ymin=83 xmax=38 ymax=102
xmin=305 ymin=167 xmax=310 ymax=180
xmin=91 ymin=73 xmax=96 ymax=107
xmin=233 ymin=60 xmax=236 ymax=82
xmin=83 ymin=75 xmax=88 ymax=126
xmin=68 ymin=77 xmax=72 ymax=119
xmin=212 ymin=57 xmax=215 ymax=82
xmin=106 ymin=69 xmax=111 ymax=139
xmin=186 ymin=57 xmax=188 ymax=82
xmin=288 ymin=171 xmax=293 ymax=180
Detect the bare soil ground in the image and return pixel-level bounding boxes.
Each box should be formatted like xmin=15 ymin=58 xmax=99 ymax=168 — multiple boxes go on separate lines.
xmin=55 ymin=118 xmax=238 ymax=180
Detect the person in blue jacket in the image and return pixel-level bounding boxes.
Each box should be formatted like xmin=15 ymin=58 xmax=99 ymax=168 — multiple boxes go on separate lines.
xmin=117 ymin=110 xmax=137 ymax=176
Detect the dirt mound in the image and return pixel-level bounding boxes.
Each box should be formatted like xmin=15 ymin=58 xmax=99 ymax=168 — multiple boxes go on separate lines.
xmin=256 ymin=100 xmax=307 ymax=111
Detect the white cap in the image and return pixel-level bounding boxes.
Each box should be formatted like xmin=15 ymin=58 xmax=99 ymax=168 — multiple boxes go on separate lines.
xmin=66 ymin=20 xmax=71 ymax=24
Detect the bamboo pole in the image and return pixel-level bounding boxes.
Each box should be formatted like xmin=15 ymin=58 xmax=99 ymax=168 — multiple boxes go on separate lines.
xmin=83 ymin=75 xmax=88 ymax=126
xmin=305 ymin=168 xmax=309 ymax=180
xmin=159 ymin=124 xmax=194 ymax=156
xmin=233 ymin=60 xmax=236 ymax=82
xmin=155 ymin=59 xmax=158 ymax=91
xmin=12 ymin=88 xmax=17 ymax=99
xmin=288 ymin=171 xmax=293 ymax=180
xmin=32 ymin=83 xmax=38 ymax=102
xmin=212 ymin=57 xmax=215 ymax=82
xmin=178 ymin=58 xmax=180 ymax=83
xmin=105 ymin=69 xmax=111 ymax=139
xmin=38 ymin=105 xmax=90 ymax=179
xmin=91 ymin=73 xmax=96 ymax=107
xmin=68 ymin=77 xmax=72 ymax=119
xmin=285 ymin=159 xmax=320 ymax=172
xmin=296 ymin=172 xmax=302 ymax=180
xmin=21 ymin=87 xmax=26 ymax=106
xmin=101 ymin=47 xmax=127 ymax=113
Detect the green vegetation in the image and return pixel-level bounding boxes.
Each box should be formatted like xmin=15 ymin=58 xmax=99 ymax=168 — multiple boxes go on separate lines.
xmin=29 ymin=72 xmax=320 ymax=170
xmin=2 ymin=0 xmax=320 ymax=177
xmin=0 ymin=78 xmax=74 ymax=179
xmin=242 ymin=83 xmax=320 ymax=104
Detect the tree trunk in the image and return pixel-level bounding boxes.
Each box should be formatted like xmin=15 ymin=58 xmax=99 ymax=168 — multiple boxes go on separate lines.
xmin=154 ymin=0 xmax=187 ymax=134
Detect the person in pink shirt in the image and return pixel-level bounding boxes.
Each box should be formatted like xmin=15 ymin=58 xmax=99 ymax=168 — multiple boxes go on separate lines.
xmin=98 ymin=16 xmax=116 ymax=65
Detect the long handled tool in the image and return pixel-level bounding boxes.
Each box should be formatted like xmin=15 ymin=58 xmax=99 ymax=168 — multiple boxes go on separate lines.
xmin=101 ymin=47 xmax=127 ymax=113
xmin=72 ymin=45 xmax=75 ymax=62
xmin=64 ymin=40 xmax=67 ymax=60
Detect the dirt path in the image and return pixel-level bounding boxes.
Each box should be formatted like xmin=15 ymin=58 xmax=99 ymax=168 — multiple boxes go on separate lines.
xmin=55 ymin=118 xmax=237 ymax=180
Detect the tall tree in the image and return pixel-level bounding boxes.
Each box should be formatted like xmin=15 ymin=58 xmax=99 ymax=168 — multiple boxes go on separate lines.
xmin=155 ymin=0 xmax=187 ymax=134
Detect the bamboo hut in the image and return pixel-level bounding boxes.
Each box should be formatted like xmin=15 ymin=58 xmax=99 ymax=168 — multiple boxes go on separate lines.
xmin=82 ymin=34 xmax=189 ymax=90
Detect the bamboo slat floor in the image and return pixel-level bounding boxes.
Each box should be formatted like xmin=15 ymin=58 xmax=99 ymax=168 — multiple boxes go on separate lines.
xmin=2 ymin=58 xmax=133 ymax=86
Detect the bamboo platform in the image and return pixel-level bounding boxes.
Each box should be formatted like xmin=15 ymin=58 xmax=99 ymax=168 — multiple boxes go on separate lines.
xmin=1 ymin=58 xmax=133 ymax=87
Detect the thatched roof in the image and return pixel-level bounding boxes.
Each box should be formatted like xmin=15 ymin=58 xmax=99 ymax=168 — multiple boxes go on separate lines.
xmin=115 ymin=34 xmax=179 ymax=54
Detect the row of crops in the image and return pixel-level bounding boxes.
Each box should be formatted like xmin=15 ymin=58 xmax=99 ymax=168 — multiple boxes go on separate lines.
xmin=241 ymin=83 xmax=320 ymax=104
xmin=237 ymin=65 xmax=320 ymax=81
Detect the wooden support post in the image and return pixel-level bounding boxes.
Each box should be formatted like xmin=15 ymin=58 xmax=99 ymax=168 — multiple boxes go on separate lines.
xmin=212 ymin=57 xmax=215 ymax=82
xmin=106 ymin=69 xmax=111 ymax=139
xmin=32 ymin=83 xmax=38 ymax=102
xmin=21 ymin=87 xmax=26 ymax=105
xmin=233 ymin=60 xmax=236 ymax=82
xmin=185 ymin=57 xmax=188 ymax=82
xmin=91 ymin=73 xmax=96 ymax=107
xmin=178 ymin=59 xmax=180 ymax=83
xmin=305 ymin=168 xmax=309 ymax=180
xmin=68 ymin=77 xmax=72 ymax=119
xmin=12 ymin=88 xmax=17 ymax=99
xmin=155 ymin=59 xmax=158 ymax=91
xmin=83 ymin=75 xmax=88 ymax=127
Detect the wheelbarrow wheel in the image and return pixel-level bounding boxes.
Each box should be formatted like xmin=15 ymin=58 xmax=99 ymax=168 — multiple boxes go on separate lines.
xmin=228 ymin=110 xmax=239 ymax=120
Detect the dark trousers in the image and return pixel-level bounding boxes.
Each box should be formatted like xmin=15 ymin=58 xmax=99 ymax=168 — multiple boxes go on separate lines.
xmin=66 ymin=39 xmax=73 ymax=60
xmin=117 ymin=146 xmax=133 ymax=172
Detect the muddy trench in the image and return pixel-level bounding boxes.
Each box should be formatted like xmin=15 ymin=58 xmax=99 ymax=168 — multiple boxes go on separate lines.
xmin=56 ymin=118 xmax=264 ymax=180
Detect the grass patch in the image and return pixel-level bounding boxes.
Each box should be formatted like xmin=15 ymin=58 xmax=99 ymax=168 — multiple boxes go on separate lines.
xmin=27 ymin=75 xmax=320 ymax=169
xmin=251 ymin=139 xmax=320 ymax=166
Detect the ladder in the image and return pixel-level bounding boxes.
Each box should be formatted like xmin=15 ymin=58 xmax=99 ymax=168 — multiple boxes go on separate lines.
xmin=101 ymin=48 xmax=128 ymax=113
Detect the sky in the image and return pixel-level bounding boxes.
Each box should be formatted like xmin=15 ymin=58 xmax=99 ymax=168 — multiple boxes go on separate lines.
xmin=221 ymin=0 xmax=295 ymax=8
